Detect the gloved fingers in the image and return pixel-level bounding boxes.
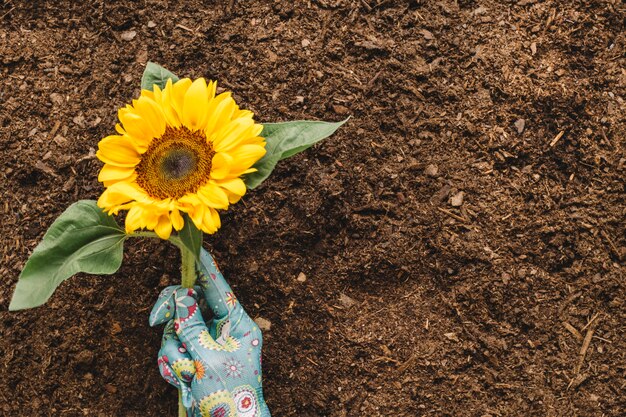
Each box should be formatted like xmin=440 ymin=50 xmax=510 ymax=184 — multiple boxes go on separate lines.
xmin=158 ymin=360 xmax=193 ymax=408
xmin=150 ymin=285 xmax=210 ymax=350
xmin=196 ymin=248 xmax=248 ymax=323
xmin=161 ymin=321 xmax=196 ymax=382
xmin=149 ymin=285 xmax=204 ymax=327
xmin=149 ymin=285 xmax=180 ymax=326
xmin=171 ymin=287 xmax=212 ymax=353
xmin=158 ymin=321 xmax=194 ymax=408
xmin=150 ymin=278 xmax=241 ymax=355
xmin=202 ymin=315 xmax=246 ymax=352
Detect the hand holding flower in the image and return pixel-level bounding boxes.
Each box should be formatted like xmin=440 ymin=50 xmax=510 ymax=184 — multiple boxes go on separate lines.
xmin=150 ymin=248 xmax=270 ymax=417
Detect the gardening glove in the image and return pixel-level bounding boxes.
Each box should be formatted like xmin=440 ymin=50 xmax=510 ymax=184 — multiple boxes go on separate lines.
xmin=150 ymin=248 xmax=271 ymax=417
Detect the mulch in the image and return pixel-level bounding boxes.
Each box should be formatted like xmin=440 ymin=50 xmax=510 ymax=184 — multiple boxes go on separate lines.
xmin=0 ymin=1 xmax=624 ymax=416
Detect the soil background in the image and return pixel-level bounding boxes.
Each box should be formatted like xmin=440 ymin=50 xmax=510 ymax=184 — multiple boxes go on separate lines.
xmin=1 ymin=0 xmax=625 ymax=416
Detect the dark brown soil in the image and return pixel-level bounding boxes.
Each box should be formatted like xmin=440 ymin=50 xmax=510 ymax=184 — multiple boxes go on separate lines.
xmin=1 ymin=0 xmax=625 ymax=416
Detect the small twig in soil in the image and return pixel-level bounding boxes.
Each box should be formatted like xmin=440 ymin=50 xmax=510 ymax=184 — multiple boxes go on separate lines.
xmin=549 ymin=130 xmax=565 ymax=147
xmin=75 ymin=151 xmax=97 ymax=164
xmin=1 ymin=7 xmax=15 ymax=19
xmin=437 ymin=207 xmax=469 ymax=223
xmin=600 ymin=127 xmax=614 ymax=148
xmin=401 ymin=289 xmax=419 ymax=299
xmin=580 ymin=312 xmax=600 ymax=332
xmin=574 ymin=336 xmax=593 ymax=376
xmin=369 ymin=306 xmax=386 ymax=316
xmin=372 ymin=356 xmax=399 ymax=364
xmin=175 ymin=24 xmax=194 ymax=33
xmin=574 ymin=314 xmax=601 ymax=375
xmin=397 ymin=352 xmax=418 ymax=373
xmin=592 ymin=335 xmax=612 ymax=344
xmin=306 ymin=357 xmax=320 ymax=367
xmin=49 ymin=120 xmax=61 ymax=138
xmin=372 ymin=0 xmax=391 ymax=10
xmin=600 ymin=229 xmax=622 ymax=261
xmin=363 ymin=69 xmax=383 ymax=95
xmin=562 ymin=321 xmax=583 ymax=341
xmin=567 ymin=373 xmax=588 ymax=390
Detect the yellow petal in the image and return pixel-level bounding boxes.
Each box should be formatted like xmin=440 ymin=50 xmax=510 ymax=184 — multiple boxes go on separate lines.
xmin=197 ymin=183 xmax=229 ymax=209
xmin=141 ymin=89 xmax=155 ymax=101
xmin=188 ymin=204 xmax=205 ymax=230
xmin=241 ymin=124 xmax=264 ymax=144
xmin=204 ymin=93 xmax=235 ymax=135
xmin=216 ymin=178 xmax=246 ymax=196
xmin=170 ymin=208 xmax=184 ymax=231
xmin=158 ymin=80 xmax=182 ymax=128
xmin=182 ymin=78 xmax=209 ymax=130
xmin=210 ymin=152 xmax=233 ymax=180
xmin=233 ymin=109 xmax=254 ymax=120
xmin=97 ymin=77 xmax=264 ymax=229
xmin=170 ymin=78 xmax=193 ymax=122
xmin=98 ymin=164 xmax=135 ymax=184
xmin=155 ymin=215 xmax=173 ymax=239
xmin=228 ymin=144 xmax=267 ymax=175
xmin=117 ymin=110 xmax=156 ymax=149
xmin=202 ymin=207 xmax=218 ymax=234
xmin=97 ymin=135 xmax=140 ymax=167
xmin=151 ymin=84 xmax=162 ymax=100
xmin=228 ymin=193 xmax=242 ymax=205
xmin=178 ymin=194 xmax=206 ymax=230
xmin=106 ymin=202 xmax=134 ymax=216
xmin=178 ymin=193 xmax=202 ymax=207
xmin=207 ymin=80 xmax=217 ymax=102
xmin=125 ymin=205 xmax=145 ymax=234
xmin=210 ymin=207 xmax=221 ymax=230
xmin=98 ymin=182 xmax=150 ymax=210
xmin=239 ymin=137 xmax=265 ymax=150
xmin=144 ymin=209 xmax=160 ymax=230
xmin=133 ymin=95 xmax=166 ymax=139
xmin=212 ymin=118 xmax=256 ymax=153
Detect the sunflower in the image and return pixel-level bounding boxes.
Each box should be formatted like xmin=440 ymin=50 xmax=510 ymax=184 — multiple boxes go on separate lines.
xmin=96 ymin=78 xmax=266 ymax=239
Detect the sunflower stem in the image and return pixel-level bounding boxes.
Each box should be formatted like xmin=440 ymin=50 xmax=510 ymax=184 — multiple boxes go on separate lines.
xmin=180 ymin=244 xmax=197 ymax=288
xmin=178 ymin=391 xmax=187 ymax=417
xmin=178 ymin=245 xmax=197 ymax=417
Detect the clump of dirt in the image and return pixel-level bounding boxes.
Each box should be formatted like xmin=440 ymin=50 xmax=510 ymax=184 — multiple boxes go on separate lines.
xmin=0 ymin=1 xmax=624 ymax=416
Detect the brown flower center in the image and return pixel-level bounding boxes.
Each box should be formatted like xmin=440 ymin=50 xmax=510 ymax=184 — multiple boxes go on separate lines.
xmin=136 ymin=126 xmax=214 ymax=199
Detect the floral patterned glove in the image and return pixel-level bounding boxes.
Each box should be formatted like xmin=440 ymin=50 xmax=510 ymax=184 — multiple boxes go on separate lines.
xmin=150 ymin=248 xmax=270 ymax=417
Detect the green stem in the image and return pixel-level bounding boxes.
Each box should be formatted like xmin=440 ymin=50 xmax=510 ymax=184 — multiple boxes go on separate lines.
xmin=180 ymin=243 xmax=197 ymax=289
xmin=178 ymin=243 xmax=197 ymax=416
xmin=178 ymin=391 xmax=186 ymax=417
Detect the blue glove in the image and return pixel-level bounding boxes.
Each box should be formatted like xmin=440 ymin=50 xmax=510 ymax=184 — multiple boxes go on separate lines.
xmin=150 ymin=248 xmax=270 ymax=417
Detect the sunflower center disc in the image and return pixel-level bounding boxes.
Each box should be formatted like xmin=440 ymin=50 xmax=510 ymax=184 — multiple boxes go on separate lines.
xmin=136 ymin=126 xmax=215 ymax=199
xmin=160 ymin=149 xmax=198 ymax=180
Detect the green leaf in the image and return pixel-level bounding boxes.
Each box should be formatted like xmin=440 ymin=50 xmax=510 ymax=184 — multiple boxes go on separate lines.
xmin=178 ymin=215 xmax=203 ymax=259
xmin=244 ymin=118 xmax=349 ymax=189
xmin=9 ymin=200 xmax=126 ymax=311
xmin=141 ymin=62 xmax=179 ymax=92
